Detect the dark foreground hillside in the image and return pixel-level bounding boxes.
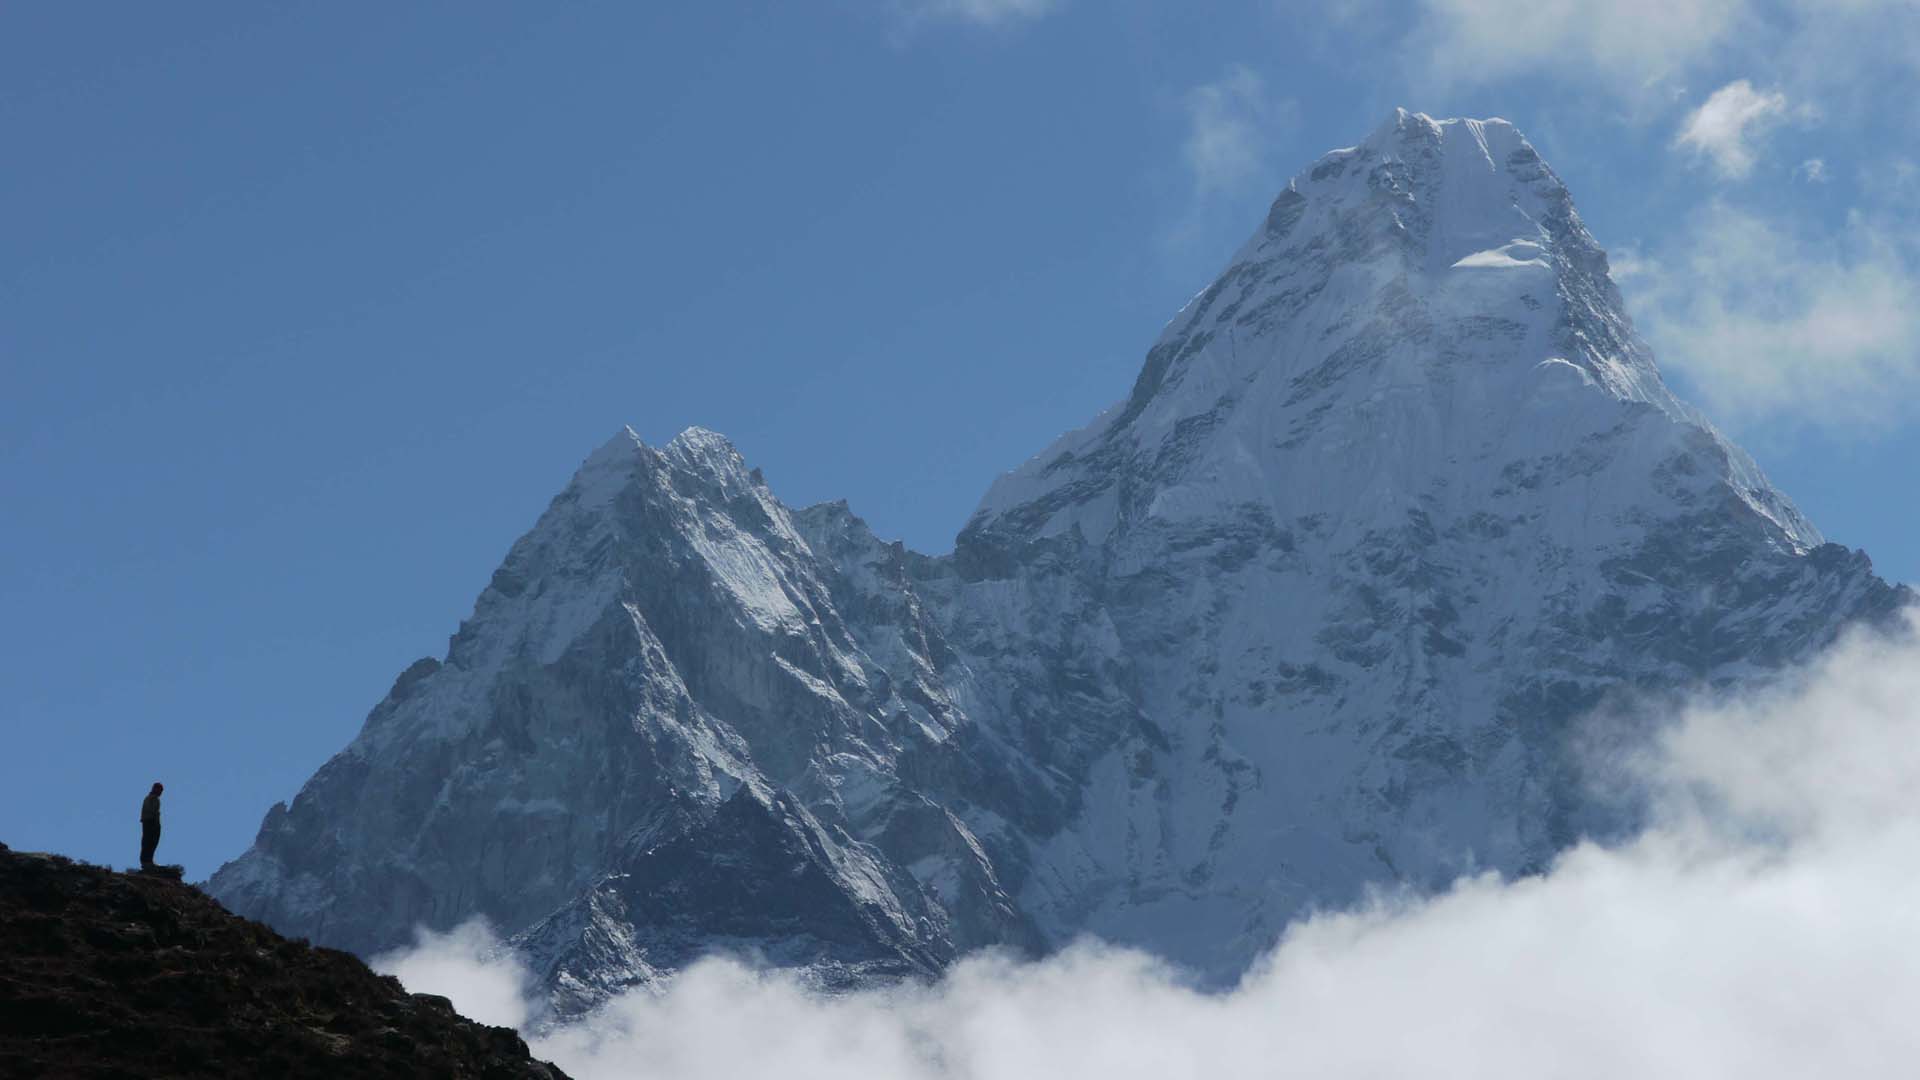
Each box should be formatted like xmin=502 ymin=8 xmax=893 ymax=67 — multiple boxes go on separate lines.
xmin=0 ymin=842 xmax=570 ymax=1079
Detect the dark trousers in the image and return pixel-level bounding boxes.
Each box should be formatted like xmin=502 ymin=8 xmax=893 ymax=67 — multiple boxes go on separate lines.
xmin=140 ymin=820 xmax=161 ymax=868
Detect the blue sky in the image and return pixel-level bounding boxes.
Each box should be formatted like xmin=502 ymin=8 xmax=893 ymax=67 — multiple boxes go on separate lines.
xmin=4 ymin=1 xmax=1917 ymax=879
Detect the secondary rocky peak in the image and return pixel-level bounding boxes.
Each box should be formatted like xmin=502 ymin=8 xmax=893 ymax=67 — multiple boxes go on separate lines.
xmin=662 ymin=425 xmax=749 ymax=474
xmin=575 ymin=425 xmax=757 ymax=489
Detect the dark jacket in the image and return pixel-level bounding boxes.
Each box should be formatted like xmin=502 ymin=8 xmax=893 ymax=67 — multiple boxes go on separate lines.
xmin=141 ymin=793 xmax=161 ymax=824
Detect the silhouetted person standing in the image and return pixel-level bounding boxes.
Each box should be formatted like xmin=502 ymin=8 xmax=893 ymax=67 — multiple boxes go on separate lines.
xmin=140 ymin=782 xmax=163 ymax=870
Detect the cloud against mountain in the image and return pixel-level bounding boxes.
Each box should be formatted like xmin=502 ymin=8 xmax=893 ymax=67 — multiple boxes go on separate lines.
xmin=385 ymin=613 xmax=1920 ymax=1080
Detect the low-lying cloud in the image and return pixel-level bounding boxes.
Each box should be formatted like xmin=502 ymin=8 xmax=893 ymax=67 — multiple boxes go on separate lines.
xmin=380 ymin=612 xmax=1920 ymax=1078
xmin=372 ymin=919 xmax=534 ymax=1030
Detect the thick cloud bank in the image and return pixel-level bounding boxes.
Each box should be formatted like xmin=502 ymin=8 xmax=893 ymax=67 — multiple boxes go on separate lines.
xmin=378 ymin=613 xmax=1920 ymax=1078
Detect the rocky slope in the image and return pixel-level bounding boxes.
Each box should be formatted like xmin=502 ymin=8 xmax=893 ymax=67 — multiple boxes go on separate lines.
xmin=0 ymin=842 xmax=569 ymax=1079
xmin=209 ymin=110 xmax=1910 ymax=1011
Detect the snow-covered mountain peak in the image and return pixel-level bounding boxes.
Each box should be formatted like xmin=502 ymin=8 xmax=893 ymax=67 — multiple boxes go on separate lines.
xmin=1357 ymin=109 xmax=1521 ymax=156
xmin=963 ymin=113 xmax=1821 ymax=553
xmin=1299 ymin=110 xmax=1567 ymax=274
xmin=572 ymin=425 xmax=770 ymax=511
xmin=663 ymin=424 xmax=741 ymax=462
xmin=209 ymin=111 xmax=1905 ymax=1009
xmin=567 ymin=427 xmax=650 ymax=507
xmin=659 ymin=425 xmax=769 ymax=497
xmin=1351 ymin=108 xmax=1526 ymax=172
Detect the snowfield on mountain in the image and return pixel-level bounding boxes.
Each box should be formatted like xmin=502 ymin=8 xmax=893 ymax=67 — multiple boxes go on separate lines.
xmin=208 ymin=110 xmax=1910 ymax=1014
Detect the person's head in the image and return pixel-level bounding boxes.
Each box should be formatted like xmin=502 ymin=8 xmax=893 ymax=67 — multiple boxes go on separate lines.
xmin=151 ymin=782 xmax=164 ymax=795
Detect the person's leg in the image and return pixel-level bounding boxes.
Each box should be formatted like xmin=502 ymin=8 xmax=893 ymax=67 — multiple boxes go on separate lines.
xmin=140 ymin=821 xmax=159 ymax=868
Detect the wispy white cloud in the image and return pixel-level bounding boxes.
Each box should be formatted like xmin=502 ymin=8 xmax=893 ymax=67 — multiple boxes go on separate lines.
xmin=894 ymin=0 xmax=1061 ymax=28
xmin=1674 ymin=80 xmax=1797 ymax=178
xmin=1777 ymin=0 xmax=1920 ymax=92
xmin=1408 ymin=0 xmax=1920 ymax=107
xmin=1413 ymin=0 xmax=1745 ymax=93
xmin=1860 ymin=157 xmax=1920 ymax=202
xmin=1626 ymin=203 xmax=1920 ymax=431
xmin=1158 ymin=65 xmax=1299 ymax=263
xmin=383 ymin=613 xmax=1920 ymax=1079
xmin=1796 ymin=157 xmax=1830 ymax=183
xmin=1181 ymin=65 xmax=1287 ymax=199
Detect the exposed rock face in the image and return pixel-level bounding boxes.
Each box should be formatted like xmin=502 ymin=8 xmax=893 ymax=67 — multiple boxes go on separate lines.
xmin=208 ymin=111 xmax=1909 ymax=1010
xmin=0 ymin=843 xmax=570 ymax=1079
